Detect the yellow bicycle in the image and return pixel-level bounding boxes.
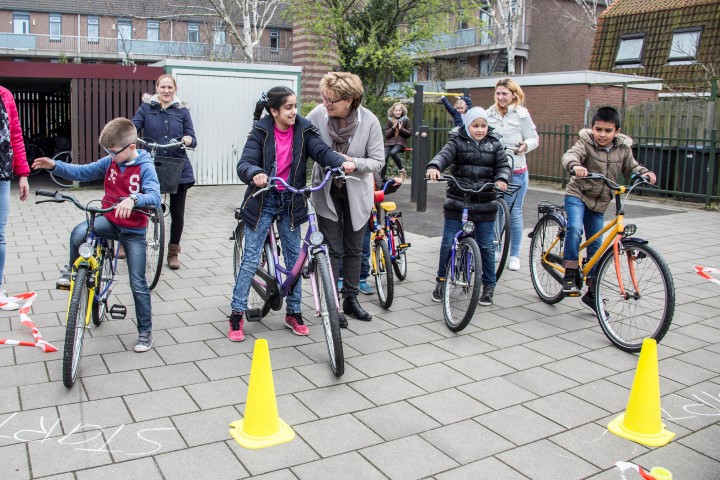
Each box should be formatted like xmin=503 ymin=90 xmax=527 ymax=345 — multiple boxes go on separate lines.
xmin=528 ymin=173 xmax=675 ymax=352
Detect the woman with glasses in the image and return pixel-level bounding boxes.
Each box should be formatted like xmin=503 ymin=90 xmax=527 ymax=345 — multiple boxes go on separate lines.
xmin=486 ymin=77 xmax=539 ymax=272
xmin=308 ymin=72 xmax=385 ymax=326
xmin=132 ymin=74 xmax=197 ymax=270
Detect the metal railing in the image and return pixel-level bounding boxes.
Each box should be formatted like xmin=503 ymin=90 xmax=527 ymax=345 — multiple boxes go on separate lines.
xmin=407 ymin=23 xmax=529 ymax=55
xmin=0 ymin=32 xmax=291 ymax=64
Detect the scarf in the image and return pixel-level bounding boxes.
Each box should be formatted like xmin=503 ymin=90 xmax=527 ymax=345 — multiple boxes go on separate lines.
xmin=327 ymin=107 xmax=359 ymax=154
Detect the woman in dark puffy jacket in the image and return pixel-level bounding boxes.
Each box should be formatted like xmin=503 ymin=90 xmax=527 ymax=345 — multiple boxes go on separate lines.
xmin=132 ymin=74 xmax=197 ymax=270
xmin=426 ymin=107 xmax=511 ymax=307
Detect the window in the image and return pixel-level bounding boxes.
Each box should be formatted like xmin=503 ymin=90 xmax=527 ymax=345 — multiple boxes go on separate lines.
xmin=458 ymin=19 xmax=469 ymax=30
xmin=479 ymin=56 xmax=493 ymax=76
xmin=213 ymin=29 xmax=225 ymax=45
xmin=87 ymin=17 xmax=99 ymax=43
xmin=668 ymin=28 xmax=702 ymax=62
xmin=147 ymin=21 xmax=159 ymax=41
xmin=479 ymin=7 xmax=492 ymax=45
xmin=188 ymin=23 xmax=199 ymax=43
xmin=270 ymin=30 xmax=279 ymax=52
xmin=117 ymin=19 xmax=132 ymax=41
xmin=13 ymin=12 xmax=30 ymax=34
xmin=615 ymin=34 xmax=644 ymax=66
xmin=49 ymin=14 xmax=61 ymax=39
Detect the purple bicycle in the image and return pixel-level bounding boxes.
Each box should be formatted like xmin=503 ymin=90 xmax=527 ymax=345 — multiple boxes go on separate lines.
xmin=232 ymin=168 xmax=344 ymax=376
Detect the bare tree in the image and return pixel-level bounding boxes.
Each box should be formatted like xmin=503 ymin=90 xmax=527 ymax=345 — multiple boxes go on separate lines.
xmin=478 ymin=0 xmax=525 ymax=76
xmin=552 ymin=0 xmax=613 ymax=31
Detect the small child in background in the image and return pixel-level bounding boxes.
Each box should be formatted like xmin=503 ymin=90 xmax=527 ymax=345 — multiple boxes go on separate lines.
xmin=383 ymin=103 xmax=412 ymax=178
xmin=440 ymin=95 xmax=472 ymax=129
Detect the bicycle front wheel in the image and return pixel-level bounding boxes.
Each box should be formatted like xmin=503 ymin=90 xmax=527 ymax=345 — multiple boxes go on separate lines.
xmin=494 ymin=197 xmax=511 ymax=280
xmin=595 ymin=241 xmax=675 ymax=353
xmin=63 ymin=266 xmax=91 ymax=388
xmin=145 ymin=208 xmax=165 ymax=290
xmin=443 ymin=237 xmax=482 ymax=332
xmin=92 ymin=241 xmax=114 ymax=326
xmin=50 ymin=150 xmax=74 ymax=188
xmin=391 ymin=219 xmax=408 ymax=280
xmin=529 ymin=215 xmax=565 ymax=304
xmin=315 ymin=251 xmax=344 ymax=377
xmin=373 ymin=238 xmax=394 ymax=309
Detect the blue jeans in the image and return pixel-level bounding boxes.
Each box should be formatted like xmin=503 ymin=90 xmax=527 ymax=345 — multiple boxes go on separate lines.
xmin=508 ymin=170 xmax=528 ymax=257
xmin=563 ymin=195 xmax=605 ymax=276
xmin=437 ymin=217 xmax=496 ymax=288
xmin=231 ymin=192 xmax=301 ymax=314
xmin=69 ymin=216 xmax=152 ymax=333
xmin=0 ymin=181 xmax=9 ymax=288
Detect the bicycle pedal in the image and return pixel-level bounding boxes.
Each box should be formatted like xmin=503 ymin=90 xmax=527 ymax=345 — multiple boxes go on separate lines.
xmin=56 ymin=283 xmax=70 ymax=291
xmin=564 ymin=292 xmax=581 ymax=298
xmin=398 ymin=243 xmax=411 ymax=249
xmin=109 ymin=304 xmax=127 ymax=319
xmin=246 ymin=308 xmax=263 ymax=322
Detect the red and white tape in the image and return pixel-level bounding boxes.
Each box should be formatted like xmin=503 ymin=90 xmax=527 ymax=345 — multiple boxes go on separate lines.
xmin=0 ymin=292 xmax=58 ymax=353
xmin=694 ymin=265 xmax=720 ymax=287
xmin=615 ymin=461 xmax=657 ymax=479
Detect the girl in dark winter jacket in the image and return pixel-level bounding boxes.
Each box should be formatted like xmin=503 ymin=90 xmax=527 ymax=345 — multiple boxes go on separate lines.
xmin=426 ymin=107 xmax=511 ymax=307
xmin=228 ymin=87 xmax=355 ymax=342
xmin=132 ymin=74 xmax=197 ymax=270
xmin=383 ymin=102 xmax=412 ymax=178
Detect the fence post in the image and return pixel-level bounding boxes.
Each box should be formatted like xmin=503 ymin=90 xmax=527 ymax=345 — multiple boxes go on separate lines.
xmin=561 ymin=124 xmax=571 ymax=188
xmin=411 ymin=84 xmax=424 ymax=203
xmin=706 ymin=129 xmax=717 ymax=208
xmin=416 ymin=125 xmax=430 ymax=212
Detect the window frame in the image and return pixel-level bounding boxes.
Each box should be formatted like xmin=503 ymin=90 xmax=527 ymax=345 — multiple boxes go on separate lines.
xmin=87 ymin=16 xmax=99 ymax=43
xmin=147 ymin=20 xmax=160 ymax=41
xmin=117 ymin=18 xmax=133 ymax=41
xmin=614 ymin=33 xmax=645 ymax=66
xmin=188 ymin=23 xmax=199 ymax=43
xmin=667 ymin=27 xmax=702 ymax=63
xmin=49 ymin=14 xmax=62 ymax=41
xmin=13 ymin=12 xmax=30 ymax=34
xmin=270 ymin=30 xmax=279 ymax=52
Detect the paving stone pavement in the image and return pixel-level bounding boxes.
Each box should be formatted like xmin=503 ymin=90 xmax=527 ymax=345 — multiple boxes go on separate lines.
xmin=1 ymin=178 xmax=719 ymax=480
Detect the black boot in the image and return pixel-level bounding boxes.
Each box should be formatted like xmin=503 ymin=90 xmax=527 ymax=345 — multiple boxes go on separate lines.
xmin=342 ymin=296 xmax=372 ymax=321
xmin=338 ymin=312 xmax=348 ymax=328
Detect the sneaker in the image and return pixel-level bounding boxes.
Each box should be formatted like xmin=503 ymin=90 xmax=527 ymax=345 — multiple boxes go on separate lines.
xmin=431 ymin=281 xmax=444 ymax=303
xmin=508 ymin=256 xmax=520 ymax=271
xmin=134 ymin=331 xmax=153 ymax=352
xmin=562 ymin=269 xmax=580 ymax=295
xmin=358 ymin=281 xmax=374 ymax=295
xmin=0 ymin=290 xmax=19 ymax=311
xmin=581 ymin=292 xmax=610 ymax=319
xmin=478 ymin=286 xmax=494 ymax=306
xmin=56 ymin=265 xmax=71 ymax=290
xmin=285 ymin=312 xmax=310 ymax=336
xmin=227 ymin=311 xmax=245 ymax=342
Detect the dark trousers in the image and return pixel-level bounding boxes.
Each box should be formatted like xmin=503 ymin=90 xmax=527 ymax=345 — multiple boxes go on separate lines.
xmin=382 ymin=145 xmax=405 ymax=178
xmin=319 ymin=183 xmax=366 ymax=297
xmin=169 ymin=183 xmax=192 ymax=244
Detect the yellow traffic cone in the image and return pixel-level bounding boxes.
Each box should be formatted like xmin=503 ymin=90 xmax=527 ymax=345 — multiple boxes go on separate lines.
xmin=229 ymin=339 xmax=295 ymax=449
xmin=608 ymin=338 xmax=675 ymax=447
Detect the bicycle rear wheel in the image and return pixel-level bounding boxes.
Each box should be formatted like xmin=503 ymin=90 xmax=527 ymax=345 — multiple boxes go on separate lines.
xmin=529 ymin=215 xmax=565 ymax=304
xmin=145 ymin=208 xmax=165 ymax=290
xmin=494 ymin=197 xmax=511 ymax=280
xmin=391 ymin=219 xmax=408 ymax=281
xmin=50 ymin=150 xmax=74 ymax=187
xmin=314 ymin=251 xmax=344 ymax=377
xmin=63 ymin=266 xmax=90 ymax=388
xmin=595 ymin=241 xmax=675 ymax=353
xmin=234 ymin=220 xmax=274 ymax=319
xmin=373 ymin=238 xmax=394 ymax=309
xmin=443 ymin=237 xmax=482 ymax=332
xmin=92 ymin=241 xmax=114 ymax=326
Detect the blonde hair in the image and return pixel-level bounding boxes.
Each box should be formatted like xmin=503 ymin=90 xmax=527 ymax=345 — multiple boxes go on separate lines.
xmin=99 ymin=118 xmax=137 ymax=149
xmin=387 ymin=102 xmax=408 ymax=117
xmin=494 ymin=77 xmax=525 ymax=108
xmin=155 ymin=74 xmax=177 ymax=89
xmin=320 ymin=72 xmax=364 ymax=110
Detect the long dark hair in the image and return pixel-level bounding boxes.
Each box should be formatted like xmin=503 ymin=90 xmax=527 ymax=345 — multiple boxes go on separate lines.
xmin=253 ymin=86 xmax=296 ymax=121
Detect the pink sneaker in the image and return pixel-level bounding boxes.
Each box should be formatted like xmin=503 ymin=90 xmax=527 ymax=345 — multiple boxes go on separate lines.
xmin=227 ymin=311 xmax=245 ymax=342
xmin=285 ymin=313 xmax=309 ymax=336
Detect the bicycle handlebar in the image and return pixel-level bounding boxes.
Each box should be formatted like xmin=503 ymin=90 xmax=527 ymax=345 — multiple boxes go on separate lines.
xmin=137 ymin=138 xmax=190 ymax=151
xmin=251 ymin=167 xmax=346 ymax=198
xmin=571 ymin=171 xmax=657 ymax=191
xmin=34 ymin=189 xmax=155 ymax=216
xmin=427 ymin=174 xmax=506 ymax=194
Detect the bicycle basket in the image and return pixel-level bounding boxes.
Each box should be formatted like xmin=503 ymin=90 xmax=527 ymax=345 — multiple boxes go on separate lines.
xmin=153 ymin=156 xmax=185 ymax=194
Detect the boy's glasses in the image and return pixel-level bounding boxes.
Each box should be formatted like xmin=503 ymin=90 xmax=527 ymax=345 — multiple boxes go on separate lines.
xmin=103 ymin=143 xmax=133 ymax=158
xmin=320 ymin=93 xmax=343 ymax=105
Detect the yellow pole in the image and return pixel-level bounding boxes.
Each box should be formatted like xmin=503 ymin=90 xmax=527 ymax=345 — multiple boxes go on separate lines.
xmin=418 ymin=91 xmax=462 ymax=97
